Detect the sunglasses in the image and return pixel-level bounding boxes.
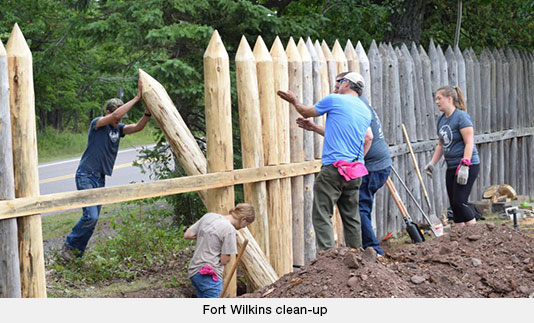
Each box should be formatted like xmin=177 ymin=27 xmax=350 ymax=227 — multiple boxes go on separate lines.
xmin=336 ymin=78 xmax=348 ymax=83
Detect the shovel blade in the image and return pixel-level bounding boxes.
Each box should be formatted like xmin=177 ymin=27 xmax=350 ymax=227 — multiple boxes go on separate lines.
xmin=406 ymin=221 xmax=425 ymax=243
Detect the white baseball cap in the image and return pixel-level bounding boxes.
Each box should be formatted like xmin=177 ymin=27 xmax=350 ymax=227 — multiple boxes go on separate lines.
xmin=343 ymin=72 xmax=365 ymax=88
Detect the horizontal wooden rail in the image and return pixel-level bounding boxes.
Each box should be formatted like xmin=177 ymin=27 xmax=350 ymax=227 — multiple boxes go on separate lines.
xmin=0 ymin=160 xmax=322 ymax=220
xmin=389 ymin=126 xmax=534 ymax=157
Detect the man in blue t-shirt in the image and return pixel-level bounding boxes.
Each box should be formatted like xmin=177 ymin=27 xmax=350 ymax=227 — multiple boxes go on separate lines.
xmin=297 ymin=72 xmax=391 ymax=256
xmin=277 ymin=72 xmax=372 ymax=251
xmin=62 ymin=78 xmax=152 ymax=260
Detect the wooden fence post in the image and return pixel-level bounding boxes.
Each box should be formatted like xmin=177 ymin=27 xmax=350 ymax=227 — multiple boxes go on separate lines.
xmin=321 ymin=40 xmax=337 ymax=94
xmin=419 ymin=45 xmax=437 ymax=139
xmin=410 ymin=42 xmax=425 ymax=142
xmin=455 ymin=46 xmax=467 ymax=100
xmin=314 ymin=40 xmax=328 ymax=128
xmin=437 ymin=45 xmax=448 ymax=87
xmin=253 ymin=35 xmax=281 ymax=267
xmin=445 ymin=46 xmax=458 ymax=86
xmin=204 ymin=30 xmax=236 ymax=297
xmin=297 ymin=38 xmax=316 ymax=263
xmin=286 ymin=37 xmax=305 ymax=268
xmin=356 ymin=41 xmax=371 ymax=104
xmin=139 ymin=70 xmax=208 ymax=203
xmin=270 ymin=37 xmax=293 ymax=276
xmin=0 ymin=38 xmax=22 ymax=298
xmin=332 ymin=39 xmax=348 ymax=74
xmin=236 ymin=36 xmax=269 ymax=258
xmin=368 ymin=40 xmax=383 ymax=118
xmin=7 ymin=23 xmax=46 ymax=298
xmin=306 ymin=38 xmax=323 ymax=159
xmin=345 ymin=39 xmax=359 ymax=73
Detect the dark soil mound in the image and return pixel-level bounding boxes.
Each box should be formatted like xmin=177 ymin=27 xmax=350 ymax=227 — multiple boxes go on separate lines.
xmin=243 ymin=223 xmax=534 ymax=298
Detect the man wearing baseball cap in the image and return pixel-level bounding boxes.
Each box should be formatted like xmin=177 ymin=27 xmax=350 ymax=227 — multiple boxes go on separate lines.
xmin=278 ymin=71 xmax=373 ymax=251
xmin=62 ymin=76 xmax=152 ymax=260
xmin=298 ymin=72 xmax=392 ymax=256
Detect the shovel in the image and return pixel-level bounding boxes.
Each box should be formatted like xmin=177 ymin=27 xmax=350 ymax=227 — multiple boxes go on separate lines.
xmin=385 ymin=178 xmax=425 ymax=243
xmin=219 ymin=238 xmax=248 ymax=298
xmin=391 ymin=165 xmax=442 ymax=237
xmin=401 ymin=123 xmax=444 ymax=236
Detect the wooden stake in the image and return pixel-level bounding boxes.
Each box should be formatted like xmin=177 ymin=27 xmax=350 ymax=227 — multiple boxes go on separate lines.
xmin=204 ymin=30 xmax=236 ymax=297
xmin=332 ymin=39 xmax=348 ymax=74
xmin=236 ymin=36 xmax=269 ymax=258
xmin=139 ymin=69 xmax=207 ymax=203
xmin=298 ymin=38 xmax=316 ymax=263
xmin=286 ymin=37 xmax=305 ymax=268
xmin=306 ymin=38 xmax=324 ymax=159
xmin=345 ymin=39 xmax=360 ymax=73
xmin=270 ymin=37 xmax=293 ymax=276
xmin=7 ymin=23 xmax=46 ymax=298
xmin=253 ymin=36 xmax=282 ymax=266
xmin=321 ymin=40 xmax=337 ymax=93
xmin=0 ymin=38 xmax=22 ymax=298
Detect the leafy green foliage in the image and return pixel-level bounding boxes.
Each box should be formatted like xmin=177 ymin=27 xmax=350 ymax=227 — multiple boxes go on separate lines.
xmin=49 ymin=201 xmax=189 ymax=284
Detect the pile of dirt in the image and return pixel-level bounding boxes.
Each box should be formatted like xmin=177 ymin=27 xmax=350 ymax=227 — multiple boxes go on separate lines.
xmin=243 ymin=223 xmax=534 ymax=298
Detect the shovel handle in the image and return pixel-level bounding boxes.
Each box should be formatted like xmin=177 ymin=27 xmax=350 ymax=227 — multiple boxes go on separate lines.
xmin=219 ymin=238 xmax=248 ymax=298
xmin=385 ymin=178 xmax=411 ymax=221
xmin=401 ymin=124 xmax=431 ymax=210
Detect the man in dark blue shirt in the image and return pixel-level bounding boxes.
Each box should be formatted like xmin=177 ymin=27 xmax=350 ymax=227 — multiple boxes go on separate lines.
xmin=63 ymin=78 xmax=151 ymax=259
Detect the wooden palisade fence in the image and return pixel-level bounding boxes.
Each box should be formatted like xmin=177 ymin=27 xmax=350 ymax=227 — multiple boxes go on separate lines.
xmin=1 ymin=26 xmax=533 ymax=297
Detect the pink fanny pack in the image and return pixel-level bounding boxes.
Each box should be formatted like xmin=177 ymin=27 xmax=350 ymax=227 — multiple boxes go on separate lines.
xmin=198 ymin=265 xmax=219 ymax=281
xmin=332 ymin=160 xmax=368 ymax=181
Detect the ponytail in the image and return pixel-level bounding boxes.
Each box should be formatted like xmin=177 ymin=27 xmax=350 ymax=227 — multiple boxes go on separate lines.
xmin=436 ymin=85 xmax=467 ymax=111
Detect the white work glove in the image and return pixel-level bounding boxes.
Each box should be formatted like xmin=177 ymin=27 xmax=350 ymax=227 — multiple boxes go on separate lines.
xmin=457 ymin=164 xmax=469 ymax=185
xmin=424 ymin=161 xmax=435 ymax=178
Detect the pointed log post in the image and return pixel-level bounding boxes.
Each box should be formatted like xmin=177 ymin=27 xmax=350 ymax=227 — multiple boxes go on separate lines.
xmin=236 ymin=36 xmax=269 ymax=258
xmin=356 ymin=41 xmax=371 ymax=104
xmin=314 ymin=40 xmax=328 ymax=129
xmin=253 ymin=36 xmax=281 ymax=264
xmin=297 ymin=38 xmax=316 ymax=263
xmin=139 ymin=70 xmax=207 ymax=203
xmin=445 ymin=46 xmax=458 ymax=86
xmin=270 ymin=37 xmax=293 ymax=276
xmin=437 ymin=45 xmax=449 ymax=87
xmin=204 ymin=30 xmax=236 ymax=297
xmin=306 ymin=38 xmax=323 ymax=159
xmin=286 ymin=37 xmax=305 ymax=268
xmin=7 ymin=23 xmax=46 ymax=298
xmin=368 ymin=40 xmax=383 ymax=119
xmin=419 ymin=45 xmax=437 ymax=140
xmin=321 ymin=40 xmax=337 ymax=94
xmin=345 ymin=40 xmax=360 ymax=73
xmin=332 ymin=39 xmax=348 ymax=74
xmin=0 ymin=39 xmax=22 ymax=298
xmin=410 ymin=42 xmax=424 ymax=142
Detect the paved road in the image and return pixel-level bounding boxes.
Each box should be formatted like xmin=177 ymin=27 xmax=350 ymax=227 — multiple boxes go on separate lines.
xmin=39 ymin=145 xmax=155 ymax=195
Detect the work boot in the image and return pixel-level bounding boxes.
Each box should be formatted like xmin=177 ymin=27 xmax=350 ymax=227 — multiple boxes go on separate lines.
xmin=61 ymin=244 xmax=78 ymax=262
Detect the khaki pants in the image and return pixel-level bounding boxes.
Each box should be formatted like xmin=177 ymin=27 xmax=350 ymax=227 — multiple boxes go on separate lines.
xmin=312 ymin=165 xmax=362 ymax=250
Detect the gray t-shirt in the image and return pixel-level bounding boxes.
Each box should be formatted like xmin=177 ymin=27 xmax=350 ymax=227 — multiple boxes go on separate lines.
xmin=359 ymin=96 xmax=392 ymax=172
xmin=437 ymin=109 xmax=480 ymax=168
xmin=78 ymin=117 xmax=125 ymax=176
xmin=187 ymin=213 xmax=237 ymax=279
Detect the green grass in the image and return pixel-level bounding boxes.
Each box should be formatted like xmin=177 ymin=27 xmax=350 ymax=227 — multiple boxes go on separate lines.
xmin=37 ymin=124 xmax=157 ymax=163
xmin=46 ymin=199 xmax=190 ymax=295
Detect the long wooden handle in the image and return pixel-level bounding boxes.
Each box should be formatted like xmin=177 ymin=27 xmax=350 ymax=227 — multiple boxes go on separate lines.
xmin=385 ymin=178 xmax=410 ymax=220
xmin=401 ymin=124 xmax=431 ymax=209
xmin=219 ymin=238 xmax=249 ymax=298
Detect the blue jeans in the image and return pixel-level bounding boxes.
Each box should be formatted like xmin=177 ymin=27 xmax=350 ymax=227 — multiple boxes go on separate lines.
xmin=65 ymin=168 xmax=105 ymax=255
xmin=190 ymin=272 xmax=222 ymax=298
xmin=359 ymin=166 xmax=391 ymax=256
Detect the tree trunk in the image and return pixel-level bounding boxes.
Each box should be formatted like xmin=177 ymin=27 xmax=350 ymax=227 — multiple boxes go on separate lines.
xmin=383 ymin=0 xmax=427 ymax=46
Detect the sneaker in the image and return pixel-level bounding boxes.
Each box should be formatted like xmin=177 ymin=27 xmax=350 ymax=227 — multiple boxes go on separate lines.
xmin=61 ymin=244 xmax=77 ymax=262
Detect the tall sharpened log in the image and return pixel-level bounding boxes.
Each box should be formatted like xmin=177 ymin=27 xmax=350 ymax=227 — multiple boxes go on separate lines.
xmin=0 ymin=38 xmax=22 ymax=298
xmin=270 ymin=37 xmax=293 ymax=275
xmin=7 ymin=23 xmax=46 ymax=298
